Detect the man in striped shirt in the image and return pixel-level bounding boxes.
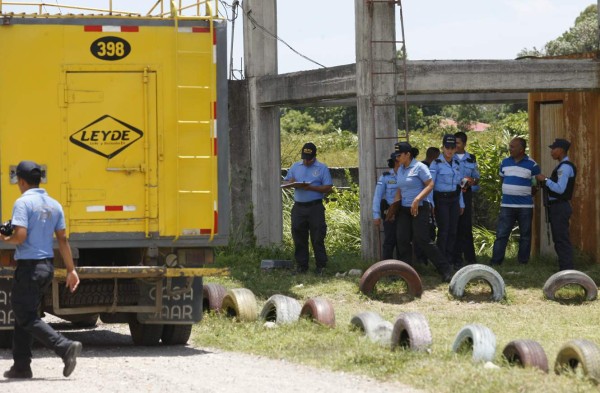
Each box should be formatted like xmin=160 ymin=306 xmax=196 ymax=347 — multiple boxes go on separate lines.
xmin=490 ymin=137 xmax=541 ymax=266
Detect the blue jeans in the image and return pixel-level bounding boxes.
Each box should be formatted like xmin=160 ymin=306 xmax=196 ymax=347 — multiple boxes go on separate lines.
xmin=491 ymin=207 xmax=533 ymax=265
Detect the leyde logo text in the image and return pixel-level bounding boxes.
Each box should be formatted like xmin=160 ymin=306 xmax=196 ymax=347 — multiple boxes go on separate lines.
xmin=70 ymin=114 xmax=143 ymax=158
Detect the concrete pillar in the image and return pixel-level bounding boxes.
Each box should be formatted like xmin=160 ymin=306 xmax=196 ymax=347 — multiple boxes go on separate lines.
xmin=242 ymin=0 xmax=282 ymax=246
xmin=355 ymin=0 xmax=399 ymax=260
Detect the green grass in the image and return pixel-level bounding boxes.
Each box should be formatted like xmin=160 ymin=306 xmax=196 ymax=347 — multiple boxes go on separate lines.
xmin=194 ymin=248 xmax=600 ymax=393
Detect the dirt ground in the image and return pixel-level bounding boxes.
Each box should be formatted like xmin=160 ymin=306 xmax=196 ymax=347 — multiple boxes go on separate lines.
xmin=0 ymin=319 xmax=422 ymax=393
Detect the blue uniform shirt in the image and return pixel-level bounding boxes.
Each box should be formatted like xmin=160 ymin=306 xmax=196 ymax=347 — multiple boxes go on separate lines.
xmin=372 ymin=169 xmax=397 ymax=219
xmin=396 ymin=159 xmax=432 ymax=207
xmin=499 ymin=154 xmax=541 ymax=208
xmin=456 ymin=151 xmax=480 ymax=192
xmin=546 ymin=156 xmax=575 ymax=201
xmin=430 ymin=154 xmax=465 ymax=208
xmin=284 ymin=159 xmax=333 ymax=202
xmin=11 ymin=188 xmax=66 ymax=260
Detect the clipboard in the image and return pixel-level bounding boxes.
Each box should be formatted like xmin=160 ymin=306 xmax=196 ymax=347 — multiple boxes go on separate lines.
xmin=280 ymin=181 xmax=308 ymax=189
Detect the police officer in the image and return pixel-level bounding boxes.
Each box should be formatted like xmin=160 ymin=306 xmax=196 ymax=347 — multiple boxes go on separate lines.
xmin=1 ymin=161 xmax=82 ymax=379
xmin=452 ymin=131 xmax=480 ymax=269
xmin=386 ymin=142 xmax=452 ymax=282
xmin=429 ymin=134 xmax=464 ymax=269
xmin=534 ymin=138 xmax=576 ymax=271
xmin=372 ymin=152 xmax=399 ymax=260
xmin=283 ymin=142 xmax=333 ymax=274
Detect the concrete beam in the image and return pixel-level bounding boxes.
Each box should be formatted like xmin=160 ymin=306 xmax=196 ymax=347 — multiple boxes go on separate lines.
xmin=257 ymin=59 xmax=600 ymax=106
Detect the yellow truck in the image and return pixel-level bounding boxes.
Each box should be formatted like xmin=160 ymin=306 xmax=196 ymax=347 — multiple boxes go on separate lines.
xmin=0 ymin=1 xmax=229 ymax=345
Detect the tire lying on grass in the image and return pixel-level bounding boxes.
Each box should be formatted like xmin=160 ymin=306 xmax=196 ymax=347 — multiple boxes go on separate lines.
xmin=554 ymin=339 xmax=600 ymax=383
xmin=350 ymin=311 xmax=393 ymax=345
xmin=203 ymin=283 xmax=228 ymax=312
xmin=300 ymin=297 xmax=335 ymax=328
xmin=449 ymin=264 xmax=505 ymax=302
xmin=391 ymin=312 xmax=432 ymax=352
xmin=502 ymin=339 xmax=549 ymax=373
xmin=543 ymin=270 xmax=598 ymax=302
xmin=260 ymin=294 xmax=302 ymax=324
xmin=221 ymin=288 xmax=258 ymax=322
xmin=359 ymin=259 xmax=423 ymax=298
xmin=452 ymin=324 xmax=496 ymax=363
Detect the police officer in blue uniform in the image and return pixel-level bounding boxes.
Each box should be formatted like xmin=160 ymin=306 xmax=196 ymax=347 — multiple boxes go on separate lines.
xmin=429 ymin=134 xmax=464 ymax=268
xmin=372 ymin=152 xmax=399 ymax=260
xmin=535 ymin=138 xmax=577 ymax=271
xmin=283 ymin=142 xmax=333 ymax=274
xmin=452 ymin=131 xmax=480 ymax=268
xmin=386 ymin=142 xmax=452 ymax=282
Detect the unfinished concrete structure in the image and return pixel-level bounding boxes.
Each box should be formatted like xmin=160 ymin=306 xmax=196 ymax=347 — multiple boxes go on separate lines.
xmin=231 ymin=0 xmax=600 ymax=260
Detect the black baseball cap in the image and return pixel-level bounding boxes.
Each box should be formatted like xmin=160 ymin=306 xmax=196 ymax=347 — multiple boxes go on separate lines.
xmin=394 ymin=142 xmax=412 ymax=154
xmin=548 ymin=138 xmax=571 ymax=151
xmin=301 ymin=142 xmax=317 ymax=159
xmin=16 ymin=160 xmax=42 ymax=183
xmin=443 ymin=134 xmax=456 ymax=148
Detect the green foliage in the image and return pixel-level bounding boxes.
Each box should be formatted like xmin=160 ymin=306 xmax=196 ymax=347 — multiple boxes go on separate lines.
xmin=518 ymin=4 xmax=598 ymax=57
xmin=280 ymin=129 xmax=359 ymax=168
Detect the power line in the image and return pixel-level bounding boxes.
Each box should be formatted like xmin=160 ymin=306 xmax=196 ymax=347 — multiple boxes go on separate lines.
xmin=244 ymin=6 xmax=327 ymax=69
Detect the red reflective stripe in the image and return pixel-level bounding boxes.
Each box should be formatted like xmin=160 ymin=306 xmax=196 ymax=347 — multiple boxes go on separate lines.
xmin=121 ymin=26 xmax=139 ymax=32
xmin=213 ymin=101 xmax=217 ymax=119
xmin=84 ymin=25 xmax=102 ymax=32
xmin=213 ymin=138 xmax=218 ymax=156
xmin=213 ymin=29 xmax=216 ymax=45
xmin=192 ymin=27 xmax=210 ymax=33
xmin=200 ymin=229 xmax=211 ymax=235
xmin=214 ymin=211 xmax=218 ymax=233
xmin=105 ymin=206 xmax=123 ymax=211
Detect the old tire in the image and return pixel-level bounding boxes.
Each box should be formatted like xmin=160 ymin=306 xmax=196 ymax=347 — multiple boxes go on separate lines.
xmin=0 ymin=330 xmax=12 ymax=349
xmin=161 ymin=324 xmax=193 ymax=345
xmin=502 ymin=339 xmax=549 ymax=373
xmin=221 ymin=288 xmax=258 ymax=322
xmin=300 ymin=297 xmax=336 ymax=328
xmin=359 ymin=259 xmax=423 ymax=297
xmin=391 ymin=312 xmax=432 ymax=352
xmin=260 ymin=294 xmax=302 ymax=324
xmin=350 ymin=311 xmax=393 ymax=345
xmin=129 ymin=319 xmax=164 ymax=346
xmin=543 ymin=270 xmax=598 ymax=301
xmin=203 ymin=283 xmax=227 ymax=312
xmin=449 ymin=264 xmax=506 ymax=301
xmin=452 ymin=324 xmax=496 ymax=363
xmin=554 ymin=339 xmax=600 ymax=382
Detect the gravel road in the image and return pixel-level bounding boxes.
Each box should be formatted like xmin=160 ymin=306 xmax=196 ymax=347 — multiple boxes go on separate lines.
xmin=0 ymin=320 xmax=422 ymax=393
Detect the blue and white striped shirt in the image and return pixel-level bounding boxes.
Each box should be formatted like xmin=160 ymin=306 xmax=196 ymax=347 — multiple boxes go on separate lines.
xmin=499 ymin=155 xmax=540 ymax=208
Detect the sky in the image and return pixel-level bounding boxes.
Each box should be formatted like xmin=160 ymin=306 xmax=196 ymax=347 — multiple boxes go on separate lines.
xmin=229 ymin=0 xmax=596 ymax=75
xmin=10 ymin=1 xmax=596 ymax=75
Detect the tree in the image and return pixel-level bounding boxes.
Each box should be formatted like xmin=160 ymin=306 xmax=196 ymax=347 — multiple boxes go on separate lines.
xmin=518 ymin=4 xmax=598 ymax=57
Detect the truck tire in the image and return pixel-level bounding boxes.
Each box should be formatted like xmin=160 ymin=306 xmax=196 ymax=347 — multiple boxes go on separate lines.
xmin=452 ymin=324 xmax=496 ymax=363
xmin=502 ymin=339 xmax=549 ymax=373
xmin=203 ymin=283 xmax=227 ymax=312
xmin=64 ymin=313 xmax=99 ymax=328
xmin=350 ymin=311 xmax=393 ymax=345
xmin=543 ymin=270 xmax=598 ymax=301
xmin=359 ymin=259 xmax=423 ymax=297
xmin=128 ymin=318 xmax=164 ymax=346
xmin=300 ymin=297 xmax=335 ymax=328
xmin=221 ymin=288 xmax=258 ymax=322
xmin=161 ymin=324 xmax=193 ymax=345
xmin=449 ymin=264 xmax=505 ymax=301
xmin=391 ymin=312 xmax=432 ymax=351
xmin=554 ymin=339 xmax=600 ymax=382
xmin=259 ymin=294 xmax=302 ymax=324
xmin=0 ymin=330 xmax=12 ymax=349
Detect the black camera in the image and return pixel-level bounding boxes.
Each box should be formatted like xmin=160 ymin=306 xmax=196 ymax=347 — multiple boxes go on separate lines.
xmin=0 ymin=220 xmax=13 ymax=236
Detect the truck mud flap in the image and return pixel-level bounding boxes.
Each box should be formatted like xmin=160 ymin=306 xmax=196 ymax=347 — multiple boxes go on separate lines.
xmin=0 ymin=268 xmax=14 ymax=329
xmin=136 ymin=276 xmax=204 ymax=325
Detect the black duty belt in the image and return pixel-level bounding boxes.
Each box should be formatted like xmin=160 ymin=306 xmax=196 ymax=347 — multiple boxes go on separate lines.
xmin=548 ymin=199 xmax=569 ymax=206
xmin=434 ymin=188 xmax=460 ymax=198
xmin=17 ymin=258 xmax=53 ymax=264
xmin=295 ymin=199 xmax=323 ymax=207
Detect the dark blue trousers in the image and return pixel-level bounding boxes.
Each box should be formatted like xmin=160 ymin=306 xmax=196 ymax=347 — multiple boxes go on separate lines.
xmin=549 ymin=201 xmax=574 ymax=270
xmin=453 ymin=189 xmax=477 ymax=266
xmin=381 ymin=218 xmax=397 ymax=260
xmin=11 ymin=260 xmax=72 ymax=370
xmin=291 ymin=201 xmax=328 ymax=270
xmin=433 ymin=193 xmax=460 ymax=264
